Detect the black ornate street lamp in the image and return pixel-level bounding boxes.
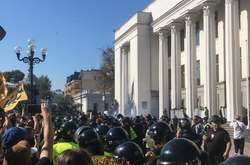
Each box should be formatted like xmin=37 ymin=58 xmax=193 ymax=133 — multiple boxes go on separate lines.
xmin=14 ymin=40 xmax=47 ymax=104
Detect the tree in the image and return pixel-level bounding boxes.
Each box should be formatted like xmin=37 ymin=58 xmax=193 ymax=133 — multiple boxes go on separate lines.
xmin=36 ymin=75 xmax=52 ymax=99
xmin=98 ymin=47 xmax=114 ymax=96
xmin=52 ymin=92 xmax=75 ymax=112
xmin=3 ymin=70 xmax=25 ymax=83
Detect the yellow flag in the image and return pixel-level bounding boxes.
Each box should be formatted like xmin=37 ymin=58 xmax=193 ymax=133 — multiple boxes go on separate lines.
xmin=3 ymin=83 xmax=28 ymax=112
xmin=0 ymin=72 xmax=8 ymax=107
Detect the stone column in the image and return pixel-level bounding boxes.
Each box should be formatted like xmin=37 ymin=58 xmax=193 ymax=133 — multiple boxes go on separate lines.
xmin=185 ymin=15 xmax=197 ymax=118
xmin=225 ymin=0 xmax=241 ymax=121
xmin=159 ymin=30 xmax=170 ymax=118
xmin=171 ymin=23 xmax=182 ymax=110
xmin=203 ymin=3 xmax=217 ymax=116
xmin=121 ymin=46 xmax=129 ymax=115
xmin=246 ymin=39 xmax=250 ymax=128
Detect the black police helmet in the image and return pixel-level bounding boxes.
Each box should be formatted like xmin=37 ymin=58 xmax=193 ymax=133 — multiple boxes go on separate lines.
xmin=78 ymin=129 xmax=100 ymax=148
xmin=220 ymin=156 xmax=250 ymax=165
xmin=105 ymin=127 xmax=129 ymax=153
xmin=59 ymin=121 xmax=77 ymax=141
xmin=147 ymin=121 xmax=172 ymax=144
xmin=113 ymin=141 xmax=145 ymax=165
xmin=209 ymin=115 xmax=221 ymax=124
xmin=178 ymin=118 xmax=191 ymax=129
xmin=95 ymin=125 xmax=109 ymax=139
xmin=74 ymin=126 xmax=92 ymax=143
xmin=157 ymin=138 xmax=204 ymax=165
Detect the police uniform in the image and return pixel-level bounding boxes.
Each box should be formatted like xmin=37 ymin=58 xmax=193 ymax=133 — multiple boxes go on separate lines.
xmin=52 ymin=142 xmax=79 ymax=164
xmin=206 ymin=127 xmax=230 ymax=165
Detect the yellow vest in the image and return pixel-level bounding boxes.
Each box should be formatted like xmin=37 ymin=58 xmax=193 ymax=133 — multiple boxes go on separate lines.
xmin=53 ymin=142 xmax=79 ymax=164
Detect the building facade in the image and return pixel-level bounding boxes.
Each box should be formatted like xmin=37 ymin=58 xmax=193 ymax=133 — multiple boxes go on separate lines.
xmin=72 ymin=91 xmax=112 ymax=114
xmin=64 ymin=70 xmax=101 ymax=96
xmin=64 ymin=69 xmax=113 ymax=113
xmin=115 ymin=0 xmax=250 ymax=122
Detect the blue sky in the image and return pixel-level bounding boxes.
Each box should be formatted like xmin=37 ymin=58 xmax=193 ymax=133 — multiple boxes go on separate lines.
xmin=0 ymin=0 xmax=150 ymax=90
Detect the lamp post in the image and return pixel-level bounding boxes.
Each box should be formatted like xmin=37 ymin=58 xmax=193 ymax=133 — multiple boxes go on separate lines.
xmin=14 ymin=40 xmax=47 ymax=104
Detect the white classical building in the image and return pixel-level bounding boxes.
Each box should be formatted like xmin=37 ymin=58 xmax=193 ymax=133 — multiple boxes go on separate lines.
xmin=115 ymin=0 xmax=250 ymax=122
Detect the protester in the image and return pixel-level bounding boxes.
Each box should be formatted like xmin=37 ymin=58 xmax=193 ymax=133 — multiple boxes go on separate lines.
xmin=192 ymin=115 xmax=203 ymax=137
xmin=1 ymin=101 xmax=53 ymax=165
xmin=57 ymin=149 xmax=93 ymax=165
xmin=229 ymin=115 xmax=247 ymax=155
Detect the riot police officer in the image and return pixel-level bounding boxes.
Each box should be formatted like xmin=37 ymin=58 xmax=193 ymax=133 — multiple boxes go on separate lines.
xmin=104 ymin=127 xmax=129 ymax=157
xmin=121 ymin=117 xmax=138 ymax=141
xmin=78 ymin=128 xmax=104 ymax=155
xmin=95 ymin=125 xmax=110 ymax=142
xmin=177 ymin=118 xmax=202 ymax=148
xmin=53 ymin=121 xmax=79 ymax=164
xmin=74 ymin=125 xmax=92 ymax=143
xmin=145 ymin=121 xmax=174 ymax=164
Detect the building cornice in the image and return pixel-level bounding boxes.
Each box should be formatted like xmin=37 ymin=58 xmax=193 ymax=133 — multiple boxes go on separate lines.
xmin=151 ymin=0 xmax=215 ymax=32
xmin=114 ymin=22 xmax=150 ymax=45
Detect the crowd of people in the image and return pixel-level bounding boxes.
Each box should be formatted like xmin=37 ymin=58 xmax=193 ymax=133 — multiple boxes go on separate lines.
xmin=0 ymin=100 xmax=249 ymax=165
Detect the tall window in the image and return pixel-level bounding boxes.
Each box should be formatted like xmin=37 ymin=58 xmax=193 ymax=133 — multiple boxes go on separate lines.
xmin=216 ymin=54 xmax=219 ymax=82
xmin=168 ymin=36 xmax=171 ymax=57
xmin=196 ymin=60 xmax=200 ymax=86
xmin=93 ymin=103 xmax=98 ymax=112
xmin=215 ymin=11 xmax=219 ymax=38
xmin=180 ymin=29 xmax=185 ymax=51
xmin=196 ymin=21 xmax=200 ymax=45
xmin=181 ymin=65 xmax=185 ymax=88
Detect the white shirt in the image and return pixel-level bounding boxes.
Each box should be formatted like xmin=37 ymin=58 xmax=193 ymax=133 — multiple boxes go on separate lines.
xmin=230 ymin=120 xmax=247 ymax=139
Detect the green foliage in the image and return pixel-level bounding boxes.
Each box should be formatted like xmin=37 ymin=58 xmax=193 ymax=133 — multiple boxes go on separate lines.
xmin=36 ymin=75 xmax=52 ymax=99
xmin=98 ymin=47 xmax=114 ymax=95
xmin=3 ymin=70 xmax=25 ymax=83
xmin=52 ymin=92 xmax=75 ymax=111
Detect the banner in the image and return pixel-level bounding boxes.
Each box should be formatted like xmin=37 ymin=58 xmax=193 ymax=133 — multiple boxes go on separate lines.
xmin=2 ymin=83 xmax=28 ymax=112
xmin=0 ymin=72 xmax=8 ymax=107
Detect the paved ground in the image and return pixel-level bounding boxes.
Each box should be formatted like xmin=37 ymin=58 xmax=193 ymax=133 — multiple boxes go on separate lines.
xmin=229 ymin=141 xmax=250 ymax=157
